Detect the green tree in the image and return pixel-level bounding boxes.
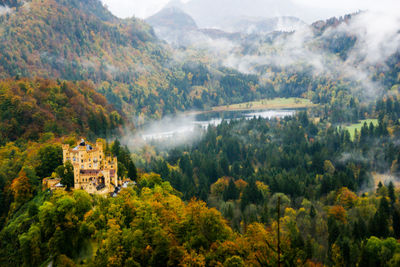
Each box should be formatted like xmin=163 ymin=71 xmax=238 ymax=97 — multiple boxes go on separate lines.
xmin=35 ymin=144 xmax=62 ymax=178
xmin=393 ymin=207 xmax=400 ymax=239
xmin=127 ymin=160 xmax=137 ymax=180
xmin=111 ymin=139 xmax=121 ymax=157
xmin=223 ymin=179 xmax=239 ymax=201
xmin=388 ymin=181 xmax=396 ymax=204
xmin=224 ymin=256 xmax=245 ymax=267
xmin=241 ymin=179 xmax=263 ymax=210
xmin=56 ymin=161 xmax=74 ymax=190
xmin=370 ymin=197 xmax=390 ymax=238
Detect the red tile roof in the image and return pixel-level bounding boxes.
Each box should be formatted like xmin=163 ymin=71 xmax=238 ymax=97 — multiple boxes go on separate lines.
xmin=80 ymin=170 xmax=100 ymax=175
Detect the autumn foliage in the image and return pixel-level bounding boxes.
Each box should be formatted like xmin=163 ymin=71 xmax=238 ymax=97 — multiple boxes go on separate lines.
xmin=0 ymin=78 xmax=123 ymax=144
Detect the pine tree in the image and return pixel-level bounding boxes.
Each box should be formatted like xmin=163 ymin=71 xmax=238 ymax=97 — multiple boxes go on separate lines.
xmin=240 ymin=179 xmax=263 ymax=210
xmin=223 ymin=179 xmax=239 ymax=201
xmin=377 ymin=181 xmax=383 ymax=193
xmin=310 ymin=205 xmax=316 ymax=219
xmin=388 ymin=181 xmax=396 ymax=204
xmin=127 ymin=161 xmax=137 ymax=180
xmin=393 ymin=207 xmax=400 ymax=239
xmin=111 ymin=139 xmax=121 ymax=157
xmin=370 ymin=197 xmax=390 ymax=237
xmin=369 ymin=122 xmax=375 ymax=137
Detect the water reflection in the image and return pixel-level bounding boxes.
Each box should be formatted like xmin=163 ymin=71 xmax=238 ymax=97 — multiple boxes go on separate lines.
xmin=140 ymin=109 xmax=296 ymax=141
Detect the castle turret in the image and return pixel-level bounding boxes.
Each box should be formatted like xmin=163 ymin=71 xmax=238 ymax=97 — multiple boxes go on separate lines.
xmin=62 ymin=144 xmax=70 ymax=164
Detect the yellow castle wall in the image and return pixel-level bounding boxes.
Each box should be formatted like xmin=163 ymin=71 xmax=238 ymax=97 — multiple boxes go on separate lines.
xmin=62 ymin=140 xmax=118 ymax=194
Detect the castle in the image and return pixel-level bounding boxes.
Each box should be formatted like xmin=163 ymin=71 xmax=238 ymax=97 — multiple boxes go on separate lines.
xmin=61 ymin=139 xmax=119 ymax=195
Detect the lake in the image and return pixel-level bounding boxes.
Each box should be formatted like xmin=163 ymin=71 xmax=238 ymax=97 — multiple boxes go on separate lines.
xmin=139 ymin=109 xmax=297 ymax=142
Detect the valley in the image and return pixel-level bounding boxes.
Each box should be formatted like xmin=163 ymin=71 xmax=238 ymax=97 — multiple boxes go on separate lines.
xmin=0 ymin=0 xmax=399 ymax=266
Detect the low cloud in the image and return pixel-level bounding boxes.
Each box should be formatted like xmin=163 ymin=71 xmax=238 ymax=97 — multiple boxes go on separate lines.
xmin=0 ymin=5 xmax=12 ymax=15
xmin=221 ymin=10 xmax=399 ymax=100
xmin=121 ymin=114 xmax=205 ymax=151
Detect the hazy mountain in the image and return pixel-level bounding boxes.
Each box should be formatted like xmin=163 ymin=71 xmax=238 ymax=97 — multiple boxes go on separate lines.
xmin=146 ymin=7 xmax=199 ymax=46
xmin=166 ymin=0 xmax=342 ymax=28
xmin=146 ymin=6 xmax=304 ymax=48
xmin=146 ymin=6 xmax=245 ymax=47
xmin=147 ymin=7 xmax=198 ymax=31
xmin=219 ymin=16 xmax=307 ymax=34
xmin=0 ymin=0 xmax=273 ymax=119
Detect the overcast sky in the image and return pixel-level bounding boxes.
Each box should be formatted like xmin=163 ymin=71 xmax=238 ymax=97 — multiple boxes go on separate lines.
xmin=101 ymin=0 xmax=400 ymax=20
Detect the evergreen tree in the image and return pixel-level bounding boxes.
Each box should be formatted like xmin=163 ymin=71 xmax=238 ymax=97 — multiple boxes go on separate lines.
xmin=111 ymin=139 xmax=121 ymax=157
xmin=377 ymin=181 xmax=383 ymax=193
xmin=328 ymin=217 xmax=340 ymax=246
xmin=223 ymin=179 xmax=239 ymax=201
xmin=370 ymin=197 xmax=390 ymax=238
xmin=388 ymin=181 xmax=396 ymax=204
xmin=127 ymin=161 xmax=137 ymax=180
xmin=240 ymin=179 xmax=263 ymax=210
xmin=310 ymin=205 xmax=316 ymax=219
xmin=369 ymin=122 xmax=375 ymax=137
xmin=393 ymin=207 xmax=400 ymax=239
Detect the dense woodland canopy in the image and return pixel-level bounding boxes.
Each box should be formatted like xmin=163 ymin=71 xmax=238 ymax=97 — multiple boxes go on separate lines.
xmin=0 ymin=78 xmax=124 ymax=144
xmin=0 ymin=0 xmax=396 ymax=121
xmin=0 ymin=0 xmax=400 ymax=266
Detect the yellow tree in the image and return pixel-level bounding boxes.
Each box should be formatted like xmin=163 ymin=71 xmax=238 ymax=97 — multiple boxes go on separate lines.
xmin=11 ymin=170 xmax=33 ymax=204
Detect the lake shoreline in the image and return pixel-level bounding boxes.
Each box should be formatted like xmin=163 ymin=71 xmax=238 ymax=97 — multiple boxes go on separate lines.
xmin=183 ymin=97 xmax=316 ymax=116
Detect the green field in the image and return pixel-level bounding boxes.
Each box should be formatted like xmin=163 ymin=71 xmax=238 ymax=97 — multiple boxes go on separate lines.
xmin=211 ymin=97 xmax=316 ymax=112
xmin=339 ymin=119 xmax=379 ymax=139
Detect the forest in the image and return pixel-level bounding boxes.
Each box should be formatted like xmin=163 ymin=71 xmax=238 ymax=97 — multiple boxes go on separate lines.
xmin=0 ymin=0 xmax=399 ymax=266
xmin=1 ymin=111 xmax=400 ymax=266
xmin=137 ymin=105 xmax=400 ymax=265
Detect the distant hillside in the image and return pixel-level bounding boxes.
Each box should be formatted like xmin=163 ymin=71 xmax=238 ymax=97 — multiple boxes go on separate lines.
xmin=0 ymin=0 xmax=165 ymax=83
xmin=147 ymin=7 xmax=198 ymax=31
xmin=1 ymin=0 xmax=398 ymax=122
xmin=146 ymin=7 xmax=199 ymax=46
xmin=0 ymin=78 xmax=124 ymax=144
xmin=147 ymin=6 xmax=246 ymax=47
xmin=0 ymin=0 xmax=276 ymax=120
xmin=166 ymin=0 xmax=341 ymax=28
xmin=147 ymin=6 xmax=306 ymax=47
xmin=0 ymin=0 xmax=22 ymax=8
xmin=220 ymin=16 xmax=307 ymax=34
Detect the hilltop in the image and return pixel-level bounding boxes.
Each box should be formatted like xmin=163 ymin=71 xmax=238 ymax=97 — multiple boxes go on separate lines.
xmin=0 ymin=77 xmax=124 ymax=144
xmin=0 ymin=0 xmax=163 ymax=82
xmin=0 ymin=0 xmax=277 ymax=120
xmin=147 ymin=7 xmax=198 ymax=31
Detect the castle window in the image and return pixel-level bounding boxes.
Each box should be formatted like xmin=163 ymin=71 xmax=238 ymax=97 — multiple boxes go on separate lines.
xmin=81 ymin=159 xmax=83 ymax=163
xmin=81 ymin=165 xmax=84 ymax=169
xmin=89 ymin=158 xmax=91 ymax=162
xmin=89 ymin=164 xmax=91 ymax=168
xmin=73 ymin=157 xmax=76 ymax=162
